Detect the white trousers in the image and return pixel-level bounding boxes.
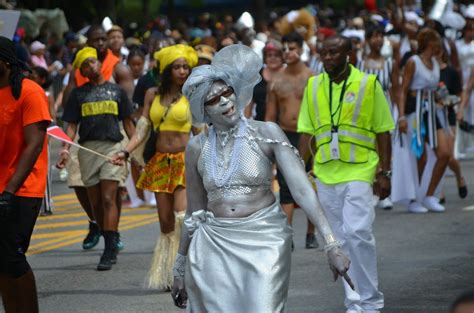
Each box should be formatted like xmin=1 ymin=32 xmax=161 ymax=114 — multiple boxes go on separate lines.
xmin=316 ymin=180 xmax=384 ymax=313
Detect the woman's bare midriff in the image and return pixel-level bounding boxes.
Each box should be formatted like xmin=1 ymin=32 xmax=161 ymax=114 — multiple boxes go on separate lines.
xmin=208 ymin=189 xmax=276 ymax=218
xmin=155 ymin=131 xmax=190 ymax=153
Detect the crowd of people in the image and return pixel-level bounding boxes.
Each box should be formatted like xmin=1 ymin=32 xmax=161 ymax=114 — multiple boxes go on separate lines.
xmin=1 ymin=0 xmax=474 ymax=312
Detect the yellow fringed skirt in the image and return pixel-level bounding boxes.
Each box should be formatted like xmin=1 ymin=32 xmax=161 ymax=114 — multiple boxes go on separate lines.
xmin=146 ymin=211 xmax=186 ymax=290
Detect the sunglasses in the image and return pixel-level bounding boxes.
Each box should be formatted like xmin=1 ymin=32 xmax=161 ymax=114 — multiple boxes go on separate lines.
xmin=204 ymin=87 xmax=234 ymax=106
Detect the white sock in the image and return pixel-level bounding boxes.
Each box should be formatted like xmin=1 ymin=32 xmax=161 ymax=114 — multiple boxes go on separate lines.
xmin=145 ymin=191 xmax=156 ymax=205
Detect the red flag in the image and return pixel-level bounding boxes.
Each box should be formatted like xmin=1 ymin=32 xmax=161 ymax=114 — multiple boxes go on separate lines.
xmin=47 ymin=126 xmax=112 ymax=160
xmin=47 ymin=126 xmax=74 ymax=144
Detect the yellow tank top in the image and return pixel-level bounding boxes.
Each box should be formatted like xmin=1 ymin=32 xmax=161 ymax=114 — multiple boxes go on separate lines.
xmin=149 ymin=94 xmax=192 ymax=133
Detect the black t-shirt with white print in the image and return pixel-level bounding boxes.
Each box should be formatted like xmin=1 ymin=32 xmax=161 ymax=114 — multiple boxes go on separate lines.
xmin=63 ymin=82 xmax=132 ymax=144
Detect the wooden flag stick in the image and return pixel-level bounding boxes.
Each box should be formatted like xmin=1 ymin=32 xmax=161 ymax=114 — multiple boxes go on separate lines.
xmin=48 ymin=134 xmax=113 ymax=161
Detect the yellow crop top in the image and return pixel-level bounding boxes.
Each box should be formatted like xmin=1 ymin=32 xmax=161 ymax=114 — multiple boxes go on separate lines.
xmin=149 ymin=95 xmax=192 ymax=133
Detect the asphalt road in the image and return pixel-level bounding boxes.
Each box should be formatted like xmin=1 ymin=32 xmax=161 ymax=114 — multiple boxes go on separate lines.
xmin=2 ymin=147 xmax=474 ymax=313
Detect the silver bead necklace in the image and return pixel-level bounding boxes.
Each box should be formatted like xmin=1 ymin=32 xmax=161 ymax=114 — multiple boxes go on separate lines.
xmin=209 ymin=119 xmax=247 ymax=187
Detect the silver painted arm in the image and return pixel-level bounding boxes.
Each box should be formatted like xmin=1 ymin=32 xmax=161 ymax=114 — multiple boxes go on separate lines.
xmin=263 ymin=122 xmax=353 ymax=288
xmin=262 ymin=122 xmax=333 ymax=243
xmin=172 ymin=134 xmax=208 ymax=308
xmin=177 ymin=134 xmax=208 ymax=256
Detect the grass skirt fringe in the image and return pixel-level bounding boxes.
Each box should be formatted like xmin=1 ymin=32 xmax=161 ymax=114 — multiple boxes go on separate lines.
xmin=146 ymin=211 xmax=186 ymax=290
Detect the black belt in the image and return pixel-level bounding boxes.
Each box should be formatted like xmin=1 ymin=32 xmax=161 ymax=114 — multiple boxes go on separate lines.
xmin=459 ymin=121 xmax=474 ymax=133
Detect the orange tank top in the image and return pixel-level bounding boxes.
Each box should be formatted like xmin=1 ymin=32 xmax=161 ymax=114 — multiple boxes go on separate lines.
xmin=75 ymin=49 xmax=119 ymax=87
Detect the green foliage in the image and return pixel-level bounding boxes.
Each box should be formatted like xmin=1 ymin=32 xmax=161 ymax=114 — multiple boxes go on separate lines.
xmin=118 ymin=0 xmax=163 ymax=24
xmin=190 ymin=0 xmax=204 ymax=8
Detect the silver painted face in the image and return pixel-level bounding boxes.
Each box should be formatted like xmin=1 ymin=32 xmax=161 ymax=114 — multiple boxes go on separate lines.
xmin=204 ymin=81 xmax=240 ymax=128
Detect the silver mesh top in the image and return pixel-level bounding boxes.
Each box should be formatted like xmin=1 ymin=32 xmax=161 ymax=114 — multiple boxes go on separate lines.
xmin=197 ymin=128 xmax=273 ymax=202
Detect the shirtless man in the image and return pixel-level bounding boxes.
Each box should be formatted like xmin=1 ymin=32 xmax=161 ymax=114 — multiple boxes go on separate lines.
xmin=265 ymin=32 xmax=317 ymax=249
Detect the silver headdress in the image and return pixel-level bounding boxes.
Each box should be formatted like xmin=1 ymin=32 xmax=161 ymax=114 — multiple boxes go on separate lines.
xmin=234 ymin=12 xmax=255 ymax=32
xmin=182 ymin=44 xmax=262 ymax=124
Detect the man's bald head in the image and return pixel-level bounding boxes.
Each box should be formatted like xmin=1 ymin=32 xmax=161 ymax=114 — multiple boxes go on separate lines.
xmin=320 ymin=35 xmax=352 ymax=79
xmin=323 ymin=35 xmax=352 ymax=53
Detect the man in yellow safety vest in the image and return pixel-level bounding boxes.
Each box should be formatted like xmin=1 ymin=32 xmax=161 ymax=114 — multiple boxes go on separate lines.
xmin=298 ymin=35 xmax=394 ymax=313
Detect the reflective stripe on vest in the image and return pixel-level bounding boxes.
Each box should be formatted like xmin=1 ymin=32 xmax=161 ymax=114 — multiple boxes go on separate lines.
xmin=338 ymin=128 xmax=376 ymax=147
xmin=352 ymin=74 xmax=369 ymax=124
xmin=310 ymin=69 xmax=376 ymax=164
xmin=312 ymin=76 xmax=322 ymax=126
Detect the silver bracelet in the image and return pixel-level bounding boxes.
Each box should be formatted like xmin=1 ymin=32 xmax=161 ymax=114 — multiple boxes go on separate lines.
xmin=323 ymin=234 xmax=341 ymax=252
xmin=324 ymin=240 xmax=342 ymax=252
xmin=172 ymin=253 xmax=187 ymax=278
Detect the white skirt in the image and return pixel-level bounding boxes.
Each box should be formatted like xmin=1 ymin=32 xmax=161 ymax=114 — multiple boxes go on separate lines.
xmin=391 ymin=112 xmax=441 ymax=203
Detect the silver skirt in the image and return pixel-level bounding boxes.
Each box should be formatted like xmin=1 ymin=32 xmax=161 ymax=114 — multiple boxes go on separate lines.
xmin=185 ymin=202 xmax=293 ymax=313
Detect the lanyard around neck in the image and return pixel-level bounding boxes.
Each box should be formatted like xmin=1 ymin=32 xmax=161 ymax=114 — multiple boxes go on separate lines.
xmin=328 ymin=77 xmax=348 ymax=132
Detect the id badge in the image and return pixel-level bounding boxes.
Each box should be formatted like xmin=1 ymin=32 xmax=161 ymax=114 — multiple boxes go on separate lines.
xmin=329 ymin=132 xmax=340 ymax=160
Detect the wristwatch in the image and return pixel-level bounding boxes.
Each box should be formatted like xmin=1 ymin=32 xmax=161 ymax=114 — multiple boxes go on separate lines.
xmin=120 ymin=150 xmax=130 ymax=159
xmin=377 ymin=170 xmax=392 ymax=179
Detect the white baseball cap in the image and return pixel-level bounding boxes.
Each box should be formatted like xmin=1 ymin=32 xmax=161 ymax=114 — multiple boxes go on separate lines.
xmin=30 ymin=41 xmax=46 ymax=53
xmin=405 ymin=11 xmax=424 ymax=26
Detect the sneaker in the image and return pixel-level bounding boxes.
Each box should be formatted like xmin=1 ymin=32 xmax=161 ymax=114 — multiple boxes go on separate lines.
xmin=305 ymin=233 xmax=319 ymax=249
xmin=422 ymin=196 xmax=445 ymax=212
xmin=144 ymin=191 xmax=156 ymax=207
xmin=97 ymin=251 xmax=114 ymax=271
xmin=83 ymin=222 xmax=100 ymax=250
xmin=129 ymin=199 xmax=145 ymax=208
xmin=116 ymin=232 xmax=124 ymax=251
xmin=146 ymin=198 xmax=157 ymax=207
xmin=407 ymin=201 xmax=428 ymax=214
xmin=59 ymin=168 xmax=68 ymax=181
xmin=377 ymin=198 xmax=393 ymax=210
xmin=110 ymin=248 xmax=118 ymax=264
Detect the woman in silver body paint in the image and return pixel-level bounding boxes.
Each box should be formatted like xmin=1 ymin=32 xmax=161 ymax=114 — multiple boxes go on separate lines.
xmin=170 ymin=44 xmax=352 ymax=312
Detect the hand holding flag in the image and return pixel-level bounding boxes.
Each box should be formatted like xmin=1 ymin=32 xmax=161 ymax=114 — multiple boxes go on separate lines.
xmin=47 ymin=126 xmax=113 ymax=161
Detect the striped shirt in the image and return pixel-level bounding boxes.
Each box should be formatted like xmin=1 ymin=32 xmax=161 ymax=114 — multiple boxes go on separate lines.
xmin=356 ymin=57 xmax=393 ymax=92
xmin=308 ymin=55 xmax=325 ymax=75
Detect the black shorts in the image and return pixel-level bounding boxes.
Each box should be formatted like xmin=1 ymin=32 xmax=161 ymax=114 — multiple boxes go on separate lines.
xmin=447 ymin=107 xmax=456 ymax=127
xmin=405 ymin=95 xmax=443 ymax=130
xmin=0 ymin=196 xmax=42 ymax=278
xmin=423 ymin=111 xmax=443 ymax=130
xmin=277 ymin=130 xmax=304 ymax=204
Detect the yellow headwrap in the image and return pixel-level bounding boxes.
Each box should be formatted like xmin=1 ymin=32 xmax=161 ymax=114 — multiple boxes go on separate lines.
xmin=154 ymin=44 xmax=198 ymax=74
xmin=72 ymin=47 xmax=98 ymax=70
